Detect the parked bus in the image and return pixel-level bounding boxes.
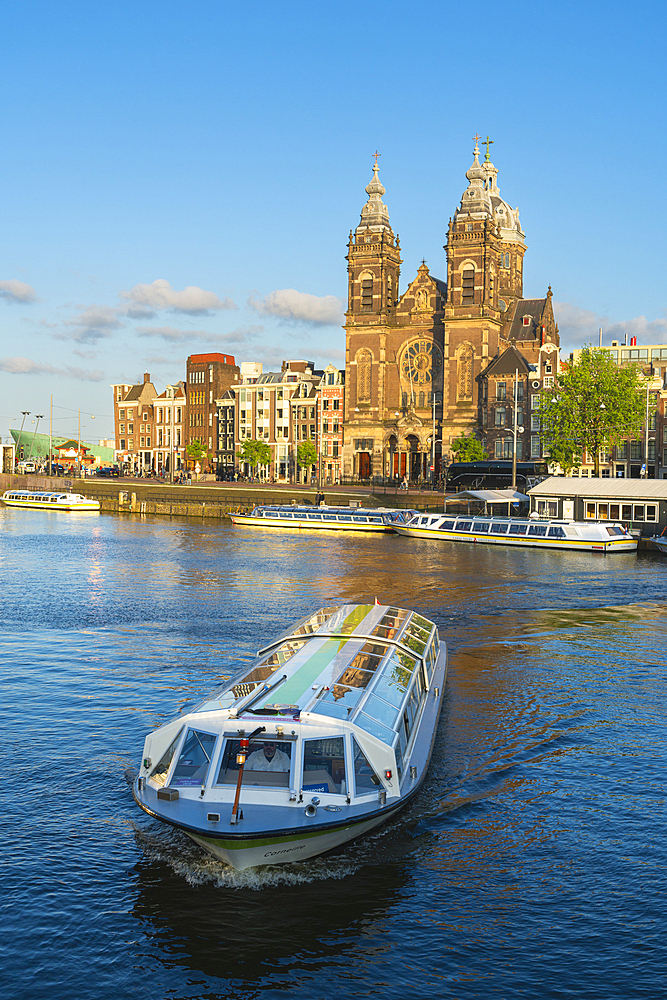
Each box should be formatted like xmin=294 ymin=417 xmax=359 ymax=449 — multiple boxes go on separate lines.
xmin=445 ymin=460 xmax=549 ymax=492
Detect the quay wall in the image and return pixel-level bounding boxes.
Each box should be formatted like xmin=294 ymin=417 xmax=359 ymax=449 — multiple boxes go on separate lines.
xmin=0 ymin=474 xmax=424 ymax=519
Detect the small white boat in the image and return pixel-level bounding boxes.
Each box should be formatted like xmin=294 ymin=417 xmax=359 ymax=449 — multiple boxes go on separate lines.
xmin=1 ymin=490 xmax=100 ymax=512
xmin=230 ymin=503 xmax=417 ymax=532
xmin=133 ymin=603 xmax=447 ymax=870
xmin=394 ymin=512 xmax=637 ymax=552
xmin=651 ymin=536 xmax=667 ymax=555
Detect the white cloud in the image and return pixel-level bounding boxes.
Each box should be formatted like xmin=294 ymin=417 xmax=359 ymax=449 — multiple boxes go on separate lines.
xmin=249 ymin=288 xmax=344 ymax=326
xmin=554 ymin=301 xmax=667 ymax=353
xmin=119 ymin=279 xmax=236 ymax=315
xmin=0 ymin=356 xmax=104 ymax=380
xmin=0 ymin=279 xmax=38 ymax=303
xmin=60 ymin=304 xmax=125 ymax=343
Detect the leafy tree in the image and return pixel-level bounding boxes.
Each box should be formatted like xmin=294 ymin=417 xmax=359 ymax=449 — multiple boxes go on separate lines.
xmin=296 ymin=440 xmax=317 ymax=468
xmin=186 ymin=439 xmax=209 ymax=464
xmin=450 ymin=434 xmax=488 ymax=462
xmin=539 ymin=347 xmax=645 ymax=475
xmin=237 ymin=438 xmax=272 ymax=474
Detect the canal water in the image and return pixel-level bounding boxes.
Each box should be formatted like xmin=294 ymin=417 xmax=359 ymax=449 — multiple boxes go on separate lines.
xmin=3 ymin=509 xmax=666 ymax=999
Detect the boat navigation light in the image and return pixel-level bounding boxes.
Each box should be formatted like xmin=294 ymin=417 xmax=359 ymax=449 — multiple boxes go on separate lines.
xmin=385 ymin=769 xmax=392 ymax=780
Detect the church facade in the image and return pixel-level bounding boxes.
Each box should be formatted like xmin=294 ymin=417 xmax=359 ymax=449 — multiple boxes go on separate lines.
xmin=342 ymin=140 xmax=559 ymax=480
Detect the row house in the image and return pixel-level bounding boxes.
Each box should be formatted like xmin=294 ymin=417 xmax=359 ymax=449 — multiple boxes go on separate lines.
xmin=479 ymin=339 xmax=559 ymax=462
xmin=225 ymin=360 xmax=345 ymax=483
xmin=111 ymin=373 xmax=186 ymax=474
xmin=185 ymin=352 xmax=239 ymax=472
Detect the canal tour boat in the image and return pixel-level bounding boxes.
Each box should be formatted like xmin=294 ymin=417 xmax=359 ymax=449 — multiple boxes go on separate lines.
xmin=230 ymin=503 xmax=417 ymax=532
xmin=133 ymin=603 xmax=446 ymax=870
xmin=1 ymin=489 xmax=100 ymax=512
xmin=393 ymin=512 xmax=637 ymax=553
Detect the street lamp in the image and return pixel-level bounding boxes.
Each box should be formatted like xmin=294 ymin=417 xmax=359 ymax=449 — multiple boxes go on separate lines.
xmin=431 ymin=393 xmax=442 ymax=484
xmin=17 ymin=411 xmax=30 ymax=464
xmin=28 ymin=415 xmax=44 ymax=462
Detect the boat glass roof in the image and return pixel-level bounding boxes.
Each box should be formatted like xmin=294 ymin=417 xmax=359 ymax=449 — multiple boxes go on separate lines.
xmin=193 ymin=604 xmax=437 ymax=744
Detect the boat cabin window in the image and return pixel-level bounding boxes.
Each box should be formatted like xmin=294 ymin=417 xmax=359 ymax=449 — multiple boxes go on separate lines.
xmin=402 ymin=622 xmax=430 ymax=656
xmin=150 ymin=727 xmax=184 ymax=786
xmin=528 ymin=524 xmax=548 ymax=536
xmin=438 ymin=520 xmax=456 ymax=531
xmin=302 ymin=736 xmax=346 ymax=794
xmin=508 ymin=523 xmax=528 ymax=535
xmin=216 ymin=739 xmax=292 ymax=786
xmin=352 ymin=515 xmax=368 ymax=523
xmin=170 ymin=729 xmax=217 ymax=786
xmin=456 ymin=521 xmax=472 ymax=531
xmin=606 ymin=526 xmax=626 ymax=536
xmin=231 ymin=640 xmax=306 ymax=698
xmin=490 ymin=523 xmax=509 ymax=534
xmin=473 ymin=521 xmax=490 ymax=533
xmin=291 ymin=607 xmax=339 ymax=637
xmin=547 ymin=526 xmax=566 ymax=538
xmin=352 ymin=736 xmax=382 ymax=794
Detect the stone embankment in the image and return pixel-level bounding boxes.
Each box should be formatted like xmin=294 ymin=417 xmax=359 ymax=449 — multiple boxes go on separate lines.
xmin=0 ymin=474 xmax=426 ymax=519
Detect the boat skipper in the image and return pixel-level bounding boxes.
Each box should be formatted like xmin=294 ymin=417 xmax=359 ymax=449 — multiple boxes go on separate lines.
xmin=245 ymin=742 xmax=290 ymax=771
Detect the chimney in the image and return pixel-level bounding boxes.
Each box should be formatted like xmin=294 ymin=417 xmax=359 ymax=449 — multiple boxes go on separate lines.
xmin=630 ymin=337 xmax=637 ymax=347
xmin=143 ymin=372 xmax=150 ymax=383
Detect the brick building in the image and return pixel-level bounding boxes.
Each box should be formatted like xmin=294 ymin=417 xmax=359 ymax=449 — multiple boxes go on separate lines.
xmin=185 ymin=352 xmax=239 ymax=472
xmin=343 ymin=141 xmax=560 ymax=482
xmin=112 ymin=373 xmax=156 ymax=473
xmin=318 ymin=364 xmax=344 ymax=484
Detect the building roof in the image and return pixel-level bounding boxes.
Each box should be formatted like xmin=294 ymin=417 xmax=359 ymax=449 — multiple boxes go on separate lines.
xmin=446 ymin=488 xmax=529 ymax=503
xmin=506 ymin=298 xmax=547 ymax=340
xmin=529 ymin=476 xmax=667 ymax=500
xmin=10 ymin=430 xmax=114 ymax=461
xmin=481 ymin=343 xmax=533 ymax=378
xmin=188 ymin=353 xmax=236 ymax=365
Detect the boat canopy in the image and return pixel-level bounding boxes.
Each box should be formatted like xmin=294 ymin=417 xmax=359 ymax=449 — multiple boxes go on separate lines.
xmin=192 ymin=604 xmax=439 ymax=746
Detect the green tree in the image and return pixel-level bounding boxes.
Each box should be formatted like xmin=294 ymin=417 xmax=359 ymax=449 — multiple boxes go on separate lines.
xmin=237 ymin=438 xmax=272 ymax=475
xmin=450 ymin=434 xmax=488 ymax=462
xmin=296 ymin=440 xmax=317 ymax=470
xmin=539 ymin=346 xmax=645 ymax=476
xmin=186 ymin=439 xmax=209 ymax=464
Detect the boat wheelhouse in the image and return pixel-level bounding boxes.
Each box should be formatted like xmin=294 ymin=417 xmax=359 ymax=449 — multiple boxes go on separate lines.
xmin=1 ymin=490 xmax=100 ymax=512
xmin=394 ymin=512 xmax=637 ymax=552
xmin=230 ymin=504 xmax=417 ymax=532
xmin=133 ymin=603 xmax=446 ymax=870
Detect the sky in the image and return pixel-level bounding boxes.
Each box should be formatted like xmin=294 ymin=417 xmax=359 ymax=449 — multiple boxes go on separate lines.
xmin=1 ymin=0 xmax=666 ymax=442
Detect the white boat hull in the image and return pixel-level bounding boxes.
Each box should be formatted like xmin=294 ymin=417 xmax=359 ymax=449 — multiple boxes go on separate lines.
xmin=395 ymin=522 xmax=637 ymax=552
xmin=231 ymin=513 xmax=394 ymax=532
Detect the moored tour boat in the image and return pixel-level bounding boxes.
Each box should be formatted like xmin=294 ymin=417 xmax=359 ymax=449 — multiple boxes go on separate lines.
xmin=230 ymin=503 xmax=417 ymax=532
xmin=393 ymin=512 xmax=637 ymax=552
xmin=133 ymin=603 xmax=446 ymax=870
xmin=651 ymin=535 xmax=667 ymax=555
xmin=1 ymin=490 xmax=100 ymax=512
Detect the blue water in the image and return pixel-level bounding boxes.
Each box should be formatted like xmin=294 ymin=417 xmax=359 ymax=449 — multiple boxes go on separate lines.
xmin=2 ymin=509 xmax=666 ymax=999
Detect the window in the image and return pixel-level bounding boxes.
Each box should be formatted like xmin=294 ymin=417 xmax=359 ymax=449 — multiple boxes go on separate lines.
xmin=216 ymin=739 xmax=292 ymax=787
xmin=462 ymin=267 xmax=474 ymax=304
xmin=361 ymin=277 xmax=373 ymax=309
xmin=302 ymin=737 xmax=346 ymax=794
xmin=495 ymin=407 xmax=506 ymax=426
xmin=531 ymin=436 xmax=541 ymax=458
xmin=352 ymin=737 xmax=381 ymax=794
xmin=170 ymin=729 xmax=217 ymax=787
xmin=648 ymin=439 xmax=656 ymax=461
xmin=531 ymin=394 xmax=540 ymax=410
xmin=630 ymin=441 xmax=642 ymax=461
xmin=323 ymin=399 xmax=329 ymax=411
xmin=531 ymin=415 xmax=541 ymax=431
xmin=616 ymin=443 xmax=627 ymax=459
xmin=149 ymin=728 xmax=184 ymax=787
xmin=119 ymin=423 xmax=125 ymax=433
xmin=119 ymin=409 xmax=125 ymax=419
xmin=333 ymin=399 xmax=340 ymax=410
xmin=543 ymin=376 xmax=554 ymax=388
xmin=496 ymin=382 xmax=506 ymax=401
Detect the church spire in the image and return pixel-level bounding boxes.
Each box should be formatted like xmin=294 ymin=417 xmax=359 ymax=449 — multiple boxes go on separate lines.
xmin=356 ymin=156 xmax=392 ymax=235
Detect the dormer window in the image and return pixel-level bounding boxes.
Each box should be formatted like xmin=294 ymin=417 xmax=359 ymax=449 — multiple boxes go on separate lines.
xmin=522 ymin=316 xmax=531 ymax=327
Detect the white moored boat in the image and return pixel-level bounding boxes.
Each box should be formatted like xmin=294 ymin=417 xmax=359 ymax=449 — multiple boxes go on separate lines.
xmin=230 ymin=503 xmax=417 ymax=532
xmin=651 ymin=536 xmax=667 ymax=555
xmin=133 ymin=603 xmax=446 ymax=870
xmin=1 ymin=490 xmax=100 ymax=512
xmin=393 ymin=512 xmax=637 ymax=552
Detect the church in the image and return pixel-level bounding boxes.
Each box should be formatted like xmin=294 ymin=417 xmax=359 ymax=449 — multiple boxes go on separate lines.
xmin=342 ymin=139 xmax=560 ymax=480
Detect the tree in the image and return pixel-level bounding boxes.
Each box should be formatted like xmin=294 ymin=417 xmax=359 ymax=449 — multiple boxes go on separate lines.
xmin=539 ymin=347 xmax=645 ymax=476
xmin=296 ymin=440 xmax=317 ymax=470
xmin=237 ymin=438 xmax=272 ymax=475
xmin=186 ymin=439 xmax=209 ymax=465
xmin=450 ymin=434 xmax=488 ymax=462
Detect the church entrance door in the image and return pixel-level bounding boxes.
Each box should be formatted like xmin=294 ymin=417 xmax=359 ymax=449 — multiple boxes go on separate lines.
xmin=358 ymin=452 xmax=371 ymax=480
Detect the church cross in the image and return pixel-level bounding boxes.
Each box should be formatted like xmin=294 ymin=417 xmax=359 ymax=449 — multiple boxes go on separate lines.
xmin=373 ymin=150 xmax=381 ymax=165
xmin=472 ymin=132 xmax=482 ymax=150
xmin=484 ymin=135 xmax=494 ymax=161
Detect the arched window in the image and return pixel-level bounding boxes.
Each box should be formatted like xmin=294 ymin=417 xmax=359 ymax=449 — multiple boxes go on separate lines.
xmin=418 ymin=391 xmax=425 ymax=408
xmin=458 ymin=345 xmax=473 ymax=400
xmin=357 ymin=349 xmax=372 ymax=402
xmin=387 ymin=274 xmax=393 ymax=308
xmin=462 ymin=267 xmax=474 ymax=304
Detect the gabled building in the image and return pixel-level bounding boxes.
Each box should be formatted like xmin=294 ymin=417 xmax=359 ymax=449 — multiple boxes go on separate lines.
xmin=185 ymin=352 xmax=239 ymax=472
xmin=111 ymin=373 xmax=157 ymax=473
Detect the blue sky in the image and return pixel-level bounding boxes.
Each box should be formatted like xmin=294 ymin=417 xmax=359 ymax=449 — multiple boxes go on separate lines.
xmin=1 ymin=0 xmax=666 ymax=441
